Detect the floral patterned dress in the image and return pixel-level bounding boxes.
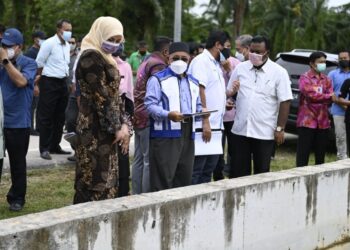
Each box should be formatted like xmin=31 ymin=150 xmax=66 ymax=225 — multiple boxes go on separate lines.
xmin=73 ymin=49 xmax=131 ymax=204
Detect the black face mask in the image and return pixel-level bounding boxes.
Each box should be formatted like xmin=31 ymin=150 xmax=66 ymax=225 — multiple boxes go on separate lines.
xmin=339 ymin=60 xmax=350 ymax=69
xmin=221 ymin=48 xmax=231 ymax=60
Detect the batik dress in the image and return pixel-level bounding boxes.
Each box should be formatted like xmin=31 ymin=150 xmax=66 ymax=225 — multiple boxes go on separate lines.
xmin=73 ymin=49 xmax=132 ymax=204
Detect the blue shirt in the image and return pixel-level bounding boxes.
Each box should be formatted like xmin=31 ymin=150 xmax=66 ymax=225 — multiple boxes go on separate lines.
xmin=24 ymin=46 xmax=39 ymax=60
xmin=36 ymin=34 xmax=70 ymax=78
xmin=145 ymin=69 xmax=201 ymax=121
xmin=328 ymin=68 xmax=350 ymax=115
xmin=0 ymin=55 xmax=37 ymax=128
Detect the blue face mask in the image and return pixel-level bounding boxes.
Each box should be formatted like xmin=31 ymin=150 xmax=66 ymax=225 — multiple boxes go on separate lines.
xmin=62 ymin=31 xmax=72 ymax=42
xmin=101 ymin=40 xmax=120 ymax=54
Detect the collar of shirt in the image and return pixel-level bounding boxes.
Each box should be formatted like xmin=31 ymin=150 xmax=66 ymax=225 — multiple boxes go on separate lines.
xmin=307 ymin=69 xmax=326 ymax=80
xmin=54 ymin=34 xmax=67 ymax=46
xmin=249 ymin=58 xmax=273 ymax=73
xmin=203 ymin=49 xmax=220 ymax=66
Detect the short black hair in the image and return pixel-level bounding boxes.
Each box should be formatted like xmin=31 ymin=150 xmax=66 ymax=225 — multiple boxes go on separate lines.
xmin=153 ymin=36 xmax=172 ymax=52
xmin=56 ymin=19 xmax=71 ymax=29
xmin=309 ymin=51 xmax=327 ymax=63
xmin=251 ymin=35 xmax=271 ymax=51
xmin=338 ymin=50 xmax=350 ymax=56
xmin=32 ymin=31 xmax=46 ymax=39
xmin=187 ymin=42 xmax=199 ymax=55
xmin=205 ymin=30 xmax=229 ymax=49
xmin=138 ymin=40 xmax=147 ymax=48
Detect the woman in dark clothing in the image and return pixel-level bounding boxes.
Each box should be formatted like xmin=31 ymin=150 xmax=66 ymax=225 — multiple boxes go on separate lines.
xmin=73 ymin=17 xmax=132 ymax=204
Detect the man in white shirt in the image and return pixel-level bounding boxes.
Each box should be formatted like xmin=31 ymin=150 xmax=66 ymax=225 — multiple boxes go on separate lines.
xmin=36 ymin=19 xmax=72 ymax=160
xmin=188 ymin=31 xmax=231 ymax=184
xmin=227 ymin=35 xmax=292 ymax=178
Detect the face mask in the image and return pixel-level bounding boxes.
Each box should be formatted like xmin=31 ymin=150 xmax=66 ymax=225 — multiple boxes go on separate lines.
xmin=249 ymin=52 xmax=264 ymax=67
xmin=139 ymin=51 xmax=146 ymax=56
xmin=62 ymin=31 xmax=72 ymax=42
xmin=339 ymin=60 xmax=350 ymax=69
xmin=235 ymin=51 xmax=245 ymax=62
xmin=101 ymin=41 xmax=120 ymax=54
xmin=316 ymin=63 xmax=326 ymax=72
xmin=221 ymin=48 xmax=231 ymax=60
xmin=170 ymin=60 xmax=188 ymax=75
xmin=70 ymin=44 xmax=76 ymax=52
xmin=7 ymin=48 xmax=15 ymax=60
xmin=112 ymin=43 xmax=124 ymax=57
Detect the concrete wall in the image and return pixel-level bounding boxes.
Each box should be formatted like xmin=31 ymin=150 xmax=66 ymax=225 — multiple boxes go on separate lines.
xmin=1 ymin=160 xmax=350 ymax=250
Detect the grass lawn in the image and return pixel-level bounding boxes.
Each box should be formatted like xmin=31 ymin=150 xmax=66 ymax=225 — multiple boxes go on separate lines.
xmin=0 ymin=136 xmax=338 ymax=220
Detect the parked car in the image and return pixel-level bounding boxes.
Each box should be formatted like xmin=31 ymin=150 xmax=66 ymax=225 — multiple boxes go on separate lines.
xmin=275 ymin=49 xmax=338 ymax=136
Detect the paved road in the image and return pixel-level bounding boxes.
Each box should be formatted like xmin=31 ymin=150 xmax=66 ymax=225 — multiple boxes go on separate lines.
xmin=3 ymin=134 xmax=135 ymax=171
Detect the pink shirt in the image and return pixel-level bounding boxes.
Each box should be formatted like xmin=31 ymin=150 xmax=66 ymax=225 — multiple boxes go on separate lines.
xmin=223 ymin=56 xmax=240 ymax=122
xmin=115 ymin=57 xmax=134 ymax=102
xmin=296 ymin=69 xmax=333 ymax=129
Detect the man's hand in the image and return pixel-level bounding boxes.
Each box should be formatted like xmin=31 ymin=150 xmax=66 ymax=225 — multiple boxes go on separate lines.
xmin=274 ymin=131 xmax=285 ymax=146
xmin=202 ymin=118 xmax=211 ymax=143
xmin=113 ymin=124 xmax=130 ymax=155
xmin=231 ymin=80 xmax=240 ymax=95
xmin=34 ymin=85 xmax=40 ymax=97
xmin=226 ymin=99 xmax=235 ymax=110
xmin=0 ymin=48 xmax=8 ymax=61
xmin=168 ymin=111 xmax=184 ymax=122
xmin=221 ymin=59 xmax=231 ymax=73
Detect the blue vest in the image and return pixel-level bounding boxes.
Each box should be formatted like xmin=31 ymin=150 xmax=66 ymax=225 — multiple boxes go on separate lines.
xmin=150 ymin=68 xmax=200 ymax=138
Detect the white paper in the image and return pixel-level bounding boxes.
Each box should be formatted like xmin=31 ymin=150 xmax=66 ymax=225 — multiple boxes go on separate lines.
xmin=194 ymin=131 xmax=223 ymax=156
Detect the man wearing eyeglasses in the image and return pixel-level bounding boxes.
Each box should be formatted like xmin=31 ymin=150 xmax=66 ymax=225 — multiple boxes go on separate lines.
xmin=145 ymin=42 xmax=201 ymax=191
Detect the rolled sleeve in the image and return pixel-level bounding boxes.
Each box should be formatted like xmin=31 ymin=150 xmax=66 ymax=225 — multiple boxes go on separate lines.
xmin=188 ymin=58 xmax=208 ymax=87
xmin=35 ymin=40 xmax=51 ymax=68
xmin=21 ymin=60 xmax=37 ymax=87
xmin=276 ymin=68 xmax=293 ymax=102
xmin=145 ymin=76 xmax=169 ymax=121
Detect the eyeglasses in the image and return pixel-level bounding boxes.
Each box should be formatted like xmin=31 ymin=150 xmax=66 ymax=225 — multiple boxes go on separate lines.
xmin=68 ymin=42 xmax=76 ymax=44
xmin=172 ymin=56 xmax=189 ymax=62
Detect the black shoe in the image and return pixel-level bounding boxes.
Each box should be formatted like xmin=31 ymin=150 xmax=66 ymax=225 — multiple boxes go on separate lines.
xmin=67 ymin=155 xmax=76 ymax=161
xmin=9 ymin=203 xmax=23 ymax=212
xmin=40 ymin=151 xmax=52 ymax=160
xmin=50 ymin=147 xmax=71 ymax=155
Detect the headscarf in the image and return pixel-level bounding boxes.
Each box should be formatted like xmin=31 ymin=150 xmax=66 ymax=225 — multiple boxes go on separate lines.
xmin=80 ymin=16 xmax=124 ymax=65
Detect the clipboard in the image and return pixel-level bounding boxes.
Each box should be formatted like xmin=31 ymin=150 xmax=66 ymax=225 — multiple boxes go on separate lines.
xmin=183 ymin=110 xmax=218 ymax=118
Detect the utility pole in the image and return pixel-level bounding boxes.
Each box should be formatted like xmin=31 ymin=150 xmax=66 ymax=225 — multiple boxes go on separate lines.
xmin=174 ymin=0 xmax=182 ymax=42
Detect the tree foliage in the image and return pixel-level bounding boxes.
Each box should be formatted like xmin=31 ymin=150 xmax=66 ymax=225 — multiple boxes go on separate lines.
xmin=0 ymin=0 xmax=349 ymax=56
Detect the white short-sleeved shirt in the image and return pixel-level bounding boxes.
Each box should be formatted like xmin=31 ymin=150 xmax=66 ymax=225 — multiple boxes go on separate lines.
xmin=36 ymin=34 xmax=70 ymax=78
xmin=227 ymin=59 xmax=292 ymax=140
xmin=188 ymin=49 xmax=226 ymax=129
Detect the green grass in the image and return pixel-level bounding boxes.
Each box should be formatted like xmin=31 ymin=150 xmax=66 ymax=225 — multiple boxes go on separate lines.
xmin=0 ymin=138 xmax=338 ymax=220
xmin=0 ymin=165 xmax=75 ymax=220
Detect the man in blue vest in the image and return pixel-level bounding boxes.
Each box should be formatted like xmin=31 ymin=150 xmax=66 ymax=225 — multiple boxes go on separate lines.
xmin=145 ymin=42 xmax=201 ymax=191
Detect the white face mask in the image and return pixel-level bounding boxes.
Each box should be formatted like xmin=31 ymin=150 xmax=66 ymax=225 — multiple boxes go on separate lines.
xmin=70 ymin=44 xmax=76 ymax=52
xmin=170 ymin=60 xmax=188 ymax=75
xmin=7 ymin=48 xmax=15 ymax=60
xmin=235 ymin=51 xmax=245 ymax=62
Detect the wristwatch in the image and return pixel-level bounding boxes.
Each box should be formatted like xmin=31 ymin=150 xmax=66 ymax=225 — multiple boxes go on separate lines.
xmin=2 ymin=58 xmax=9 ymax=65
xmin=276 ymin=126 xmax=284 ymax=132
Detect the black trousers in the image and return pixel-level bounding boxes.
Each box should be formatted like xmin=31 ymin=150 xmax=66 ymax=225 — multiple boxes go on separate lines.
xmin=229 ymin=133 xmax=274 ymax=178
xmin=0 ymin=159 xmax=3 ymax=183
xmin=296 ymin=127 xmax=329 ymax=167
xmin=213 ymin=121 xmax=234 ymax=181
xmin=65 ymin=96 xmax=79 ymax=134
xmin=346 ymin=122 xmax=350 ymax=158
xmin=150 ymin=122 xmax=194 ymax=191
xmin=4 ymin=128 xmax=30 ymax=205
xmin=31 ymin=96 xmax=39 ymax=132
xmin=118 ymin=147 xmax=130 ymax=197
xmin=38 ymin=76 xmax=68 ymax=153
